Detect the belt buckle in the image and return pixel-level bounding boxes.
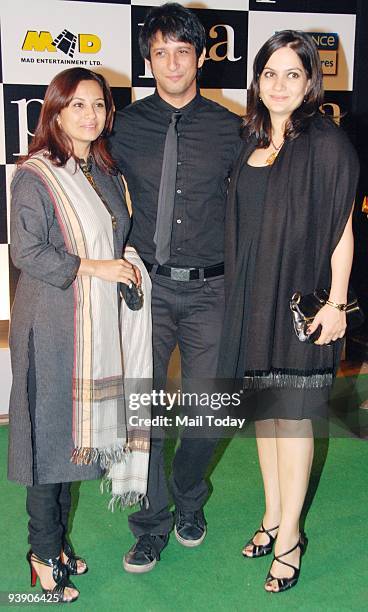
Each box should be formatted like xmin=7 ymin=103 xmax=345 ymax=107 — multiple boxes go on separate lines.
xmin=171 ymin=267 xmax=191 ymax=281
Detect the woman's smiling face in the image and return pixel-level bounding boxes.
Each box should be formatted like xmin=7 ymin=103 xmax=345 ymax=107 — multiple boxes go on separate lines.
xmin=259 ymin=45 xmax=311 ymax=122
xmin=57 ymin=79 xmax=106 ymax=158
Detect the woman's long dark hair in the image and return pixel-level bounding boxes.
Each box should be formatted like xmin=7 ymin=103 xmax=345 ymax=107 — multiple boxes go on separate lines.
xmin=244 ymin=30 xmax=324 ymax=146
xmin=20 ymin=67 xmax=116 ymax=172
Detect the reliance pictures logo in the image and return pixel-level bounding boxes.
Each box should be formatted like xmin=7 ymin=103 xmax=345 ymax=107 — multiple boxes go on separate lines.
xmin=309 ymin=32 xmax=339 ymax=75
xmin=21 ymin=29 xmax=102 ymax=66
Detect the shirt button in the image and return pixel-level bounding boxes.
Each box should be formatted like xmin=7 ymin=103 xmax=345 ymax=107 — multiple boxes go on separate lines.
xmin=176 ymin=219 xmax=182 ymax=224
xmin=177 ymin=247 xmax=181 ymax=251
xmin=177 ymin=161 xmax=182 ymax=166
xmin=176 ymin=188 xmax=182 ymax=194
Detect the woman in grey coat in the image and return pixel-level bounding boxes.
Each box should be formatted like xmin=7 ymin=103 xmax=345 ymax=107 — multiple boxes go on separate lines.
xmin=8 ymin=68 xmax=138 ymax=603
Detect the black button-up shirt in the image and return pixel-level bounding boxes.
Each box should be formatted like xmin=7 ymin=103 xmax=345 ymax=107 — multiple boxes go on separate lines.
xmin=110 ymin=91 xmax=242 ymax=267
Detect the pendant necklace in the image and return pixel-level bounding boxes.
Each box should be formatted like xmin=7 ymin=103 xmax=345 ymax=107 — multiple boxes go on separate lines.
xmin=266 ymin=139 xmax=284 ymax=166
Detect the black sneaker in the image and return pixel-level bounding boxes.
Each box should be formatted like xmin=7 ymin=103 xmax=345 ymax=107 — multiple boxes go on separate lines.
xmin=123 ymin=534 xmax=169 ymax=574
xmin=174 ymin=508 xmax=207 ymax=548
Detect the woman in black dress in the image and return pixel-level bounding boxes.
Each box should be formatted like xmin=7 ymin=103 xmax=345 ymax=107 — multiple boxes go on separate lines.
xmin=218 ymin=31 xmax=359 ymax=593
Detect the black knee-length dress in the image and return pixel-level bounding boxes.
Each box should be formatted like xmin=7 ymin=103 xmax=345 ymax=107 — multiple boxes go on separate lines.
xmin=223 ymin=160 xmax=329 ymax=420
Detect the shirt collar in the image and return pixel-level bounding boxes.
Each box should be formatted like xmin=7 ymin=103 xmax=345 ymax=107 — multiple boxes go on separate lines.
xmin=153 ymin=89 xmax=202 ymax=120
xmin=78 ymin=154 xmax=94 ymax=173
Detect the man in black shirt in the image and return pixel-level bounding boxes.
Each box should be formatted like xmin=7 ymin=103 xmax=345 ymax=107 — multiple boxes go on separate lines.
xmin=110 ymin=2 xmax=242 ymax=573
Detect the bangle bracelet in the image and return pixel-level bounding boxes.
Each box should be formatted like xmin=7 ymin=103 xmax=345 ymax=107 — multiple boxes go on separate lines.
xmin=325 ymin=299 xmax=347 ymax=312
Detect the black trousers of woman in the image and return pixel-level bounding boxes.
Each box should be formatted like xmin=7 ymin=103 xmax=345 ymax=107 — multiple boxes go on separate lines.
xmin=26 ymin=483 xmax=71 ymax=559
xmin=26 ymin=329 xmax=72 ymax=559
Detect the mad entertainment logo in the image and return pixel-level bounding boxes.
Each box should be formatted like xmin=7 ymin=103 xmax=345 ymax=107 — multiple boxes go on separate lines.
xmin=21 ymin=29 xmax=102 ymax=66
xmin=309 ymin=32 xmax=339 ymax=76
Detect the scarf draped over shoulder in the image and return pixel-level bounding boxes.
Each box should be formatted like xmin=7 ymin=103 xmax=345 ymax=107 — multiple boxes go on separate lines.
xmin=218 ymin=115 xmax=360 ymax=388
xmin=22 ymin=154 xmax=151 ymax=508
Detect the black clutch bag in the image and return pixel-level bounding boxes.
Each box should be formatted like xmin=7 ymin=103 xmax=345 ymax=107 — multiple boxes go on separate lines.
xmin=290 ymin=288 xmax=364 ymax=343
xmin=120 ymin=282 xmax=144 ymax=311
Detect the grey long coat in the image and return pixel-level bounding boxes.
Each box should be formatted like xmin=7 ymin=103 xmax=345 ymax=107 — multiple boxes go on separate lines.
xmin=8 ymin=159 xmax=130 ymax=486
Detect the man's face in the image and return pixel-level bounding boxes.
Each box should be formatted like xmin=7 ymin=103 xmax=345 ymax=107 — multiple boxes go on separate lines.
xmin=148 ymin=31 xmax=205 ymax=107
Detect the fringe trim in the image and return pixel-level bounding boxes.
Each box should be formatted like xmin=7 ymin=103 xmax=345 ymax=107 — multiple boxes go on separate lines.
xmin=243 ymin=369 xmax=334 ymax=390
xmin=70 ymin=444 xmax=131 ymax=468
xmin=108 ymin=492 xmax=149 ymax=512
xmin=100 ymin=477 xmax=149 ymax=511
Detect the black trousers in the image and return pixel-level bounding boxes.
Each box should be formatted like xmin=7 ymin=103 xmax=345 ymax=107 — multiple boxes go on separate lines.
xmin=129 ymin=272 xmax=225 ymax=537
xmin=26 ymin=334 xmax=72 ymax=559
xmin=26 ymin=482 xmax=71 ymax=559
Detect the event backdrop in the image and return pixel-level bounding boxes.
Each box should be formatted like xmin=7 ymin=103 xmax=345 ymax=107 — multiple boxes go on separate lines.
xmin=0 ymin=0 xmax=360 ymax=412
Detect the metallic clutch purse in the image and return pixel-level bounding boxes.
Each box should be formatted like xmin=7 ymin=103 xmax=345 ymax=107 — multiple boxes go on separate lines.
xmin=120 ymin=282 xmax=144 ymax=311
xmin=290 ymin=288 xmax=364 ymax=343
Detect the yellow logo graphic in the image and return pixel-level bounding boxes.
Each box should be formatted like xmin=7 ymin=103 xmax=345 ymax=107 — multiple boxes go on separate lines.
xmin=22 ymin=31 xmax=56 ymax=53
xmin=79 ymin=35 xmax=101 ymax=54
xmin=22 ymin=30 xmax=101 ymax=57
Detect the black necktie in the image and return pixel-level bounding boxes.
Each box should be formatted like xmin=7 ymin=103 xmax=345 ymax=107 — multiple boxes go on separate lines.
xmin=154 ymin=111 xmax=181 ymax=265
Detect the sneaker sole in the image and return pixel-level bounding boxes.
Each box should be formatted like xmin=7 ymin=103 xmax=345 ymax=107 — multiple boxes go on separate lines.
xmin=174 ymin=526 xmax=207 ymax=548
xmin=123 ymin=557 xmax=157 ymax=574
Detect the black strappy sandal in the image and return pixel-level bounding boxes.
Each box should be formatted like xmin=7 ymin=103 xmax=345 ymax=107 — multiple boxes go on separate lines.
xmin=264 ymin=533 xmax=307 ymax=593
xmin=27 ymin=550 xmax=79 ymax=603
xmin=62 ymin=541 xmax=88 ymax=576
xmin=242 ymin=522 xmax=279 ymax=558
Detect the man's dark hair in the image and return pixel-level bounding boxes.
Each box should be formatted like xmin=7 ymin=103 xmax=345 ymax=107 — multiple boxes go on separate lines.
xmin=244 ymin=30 xmax=324 ymax=146
xmin=139 ymin=2 xmax=206 ymax=60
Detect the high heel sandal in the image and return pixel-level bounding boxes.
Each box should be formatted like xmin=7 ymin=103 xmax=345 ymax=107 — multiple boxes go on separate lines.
xmin=264 ymin=533 xmax=307 ymax=593
xmin=62 ymin=541 xmax=88 ymax=576
xmin=27 ymin=550 xmax=79 ymax=603
xmin=242 ymin=522 xmax=279 ymax=558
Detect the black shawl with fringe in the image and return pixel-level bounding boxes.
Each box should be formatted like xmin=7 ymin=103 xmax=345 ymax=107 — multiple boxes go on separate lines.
xmin=218 ymin=114 xmax=360 ymax=389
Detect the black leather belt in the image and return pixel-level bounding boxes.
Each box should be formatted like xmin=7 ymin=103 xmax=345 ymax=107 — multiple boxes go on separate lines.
xmin=142 ymin=260 xmax=224 ymax=281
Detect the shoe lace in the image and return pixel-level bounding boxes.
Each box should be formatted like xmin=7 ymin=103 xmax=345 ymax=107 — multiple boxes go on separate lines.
xmin=135 ymin=534 xmax=161 ymax=558
xmin=178 ymin=510 xmax=201 ymax=528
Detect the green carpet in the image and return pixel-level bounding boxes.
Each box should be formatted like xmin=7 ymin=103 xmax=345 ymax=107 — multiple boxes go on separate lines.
xmin=1 ymin=374 xmax=368 ymax=611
